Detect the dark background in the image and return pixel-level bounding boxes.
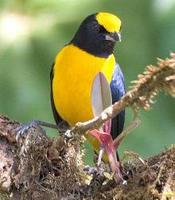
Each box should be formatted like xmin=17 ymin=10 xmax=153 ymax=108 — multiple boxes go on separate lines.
xmin=0 ymin=0 xmax=174 ymax=163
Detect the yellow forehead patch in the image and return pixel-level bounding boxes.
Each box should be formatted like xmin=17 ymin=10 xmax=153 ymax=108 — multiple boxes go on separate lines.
xmin=96 ymin=12 xmax=121 ymax=33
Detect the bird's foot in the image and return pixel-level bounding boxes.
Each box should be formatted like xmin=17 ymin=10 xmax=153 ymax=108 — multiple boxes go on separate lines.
xmin=15 ymin=119 xmax=63 ymax=142
xmin=15 ymin=120 xmax=46 ymax=142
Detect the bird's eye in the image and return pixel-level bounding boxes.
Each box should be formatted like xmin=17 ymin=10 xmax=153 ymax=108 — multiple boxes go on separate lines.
xmin=99 ymin=25 xmax=107 ymax=33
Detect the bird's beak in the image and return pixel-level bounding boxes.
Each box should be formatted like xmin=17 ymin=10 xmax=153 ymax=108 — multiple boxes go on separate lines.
xmin=105 ymin=32 xmax=121 ymax=42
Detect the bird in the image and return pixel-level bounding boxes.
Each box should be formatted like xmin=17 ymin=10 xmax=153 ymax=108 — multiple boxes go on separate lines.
xmin=50 ymin=12 xmax=125 ymax=177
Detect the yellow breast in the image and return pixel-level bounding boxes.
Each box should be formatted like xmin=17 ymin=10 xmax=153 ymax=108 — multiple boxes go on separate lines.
xmin=52 ymin=44 xmax=115 ymax=126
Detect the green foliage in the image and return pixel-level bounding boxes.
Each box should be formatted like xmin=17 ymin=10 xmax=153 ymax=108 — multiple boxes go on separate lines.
xmin=0 ymin=0 xmax=174 ymax=163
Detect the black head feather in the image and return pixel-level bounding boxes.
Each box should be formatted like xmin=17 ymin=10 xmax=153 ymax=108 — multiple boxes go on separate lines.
xmin=71 ymin=14 xmax=120 ymax=58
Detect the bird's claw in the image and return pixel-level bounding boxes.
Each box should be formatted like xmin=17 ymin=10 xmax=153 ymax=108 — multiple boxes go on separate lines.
xmin=15 ymin=121 xmax=38 ymax=142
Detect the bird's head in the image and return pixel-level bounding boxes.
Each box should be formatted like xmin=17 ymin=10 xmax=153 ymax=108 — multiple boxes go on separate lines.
xmin=71 ymin=12 xmax=122 ymax=57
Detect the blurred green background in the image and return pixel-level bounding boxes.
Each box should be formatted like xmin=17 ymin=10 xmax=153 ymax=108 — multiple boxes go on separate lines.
xmin=0 ymin=0 xmax=174 ymax=163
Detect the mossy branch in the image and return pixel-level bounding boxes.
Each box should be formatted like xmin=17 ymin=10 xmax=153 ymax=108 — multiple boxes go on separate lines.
xmin=0 ymin=53 xmax=174 ymax=199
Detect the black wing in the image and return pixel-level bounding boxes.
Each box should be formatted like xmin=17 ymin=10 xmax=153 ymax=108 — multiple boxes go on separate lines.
xmin=50 ymin=63 xmax=65 ymax=125
xmin=110 ymin=63 xmax=125 ymax=139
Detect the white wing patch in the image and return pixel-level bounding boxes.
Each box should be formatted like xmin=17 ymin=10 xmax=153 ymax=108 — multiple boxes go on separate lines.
xmin=91 ymin=72 xmax=112 ymax=117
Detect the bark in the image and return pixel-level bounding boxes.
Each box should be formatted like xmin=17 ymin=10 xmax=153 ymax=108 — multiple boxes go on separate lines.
xmin=0 ymin=115 xmax=84 ymax=200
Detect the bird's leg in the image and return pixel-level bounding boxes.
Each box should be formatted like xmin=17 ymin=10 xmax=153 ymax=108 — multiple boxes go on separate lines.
xmin=31 ymin=120 xmax=59 ymax=129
